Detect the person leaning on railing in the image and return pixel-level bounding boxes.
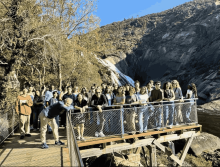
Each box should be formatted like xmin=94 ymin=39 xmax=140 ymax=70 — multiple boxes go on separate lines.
xmin=162 ymin=82 xmax=175 ymax=129
xmin=39 ymin=98 xmax=73 ymax=149
xmin=103 ymin=85 xmax=115 ymax=133
xmin=136 ymin=86 xmax=153 ymax=133
xmin=91 ymin=88 xmax=108 ymax=137
xmin=124 ymin=87 xmax=140 ymax=135
xmin=15 ymin=87 xmax=33 ymax=139
xmin=150 ymin=81 xmax=164 ymax=131
xmin=74 ymin=93 xmax=88 ymax=141
xmin=172 ymin=80 xmax=184 ymax=125
xmin=112 ymin=86 xmax=125 ymax=134
xmin=185 ymin=83 xmax=198 ymax=124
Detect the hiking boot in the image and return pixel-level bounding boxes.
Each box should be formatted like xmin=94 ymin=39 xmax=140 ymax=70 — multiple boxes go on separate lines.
xmin=55 ymin=140 xmax=65 ymax=145
xmin=25 ymin=134 xmax=31 ymax=137
xmin=42 ymin=143 xmax=49 ymax=149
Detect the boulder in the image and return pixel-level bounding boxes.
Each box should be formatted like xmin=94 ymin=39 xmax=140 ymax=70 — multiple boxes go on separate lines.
xmin=191 ymin=132 xmax=220 ymax=156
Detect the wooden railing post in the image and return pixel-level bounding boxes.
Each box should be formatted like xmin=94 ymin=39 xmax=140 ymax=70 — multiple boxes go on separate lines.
xmin=147 ymin=144 xmax=157 ymax=167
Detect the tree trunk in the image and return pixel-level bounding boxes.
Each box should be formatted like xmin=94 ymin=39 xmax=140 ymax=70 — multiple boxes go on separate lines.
xmin=58 ymin=63 xmax=62 ymax=89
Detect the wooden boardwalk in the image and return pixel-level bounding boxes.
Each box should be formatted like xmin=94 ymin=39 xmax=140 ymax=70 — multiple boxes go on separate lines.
xmin=0 ymin=127 xmax=71 ymax=167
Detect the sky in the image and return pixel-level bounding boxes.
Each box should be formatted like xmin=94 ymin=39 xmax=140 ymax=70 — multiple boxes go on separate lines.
xmin=95 ymin=0 xmax=193 ymax=27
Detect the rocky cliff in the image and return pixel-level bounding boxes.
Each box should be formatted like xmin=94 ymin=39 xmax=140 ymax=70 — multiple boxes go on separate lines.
xmin=100 ymin=0 xmax=220 ymax=104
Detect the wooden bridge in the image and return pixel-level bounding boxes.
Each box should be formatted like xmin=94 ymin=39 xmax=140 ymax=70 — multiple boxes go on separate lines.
xmin=0 ymin=123 xmax=202 ymax=167
xmin=0 ymin=100 xmax=202 ymax=167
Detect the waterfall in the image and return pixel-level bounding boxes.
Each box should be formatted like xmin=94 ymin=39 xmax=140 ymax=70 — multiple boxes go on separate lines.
xmin=97 ymin=58 xmax=135 ymax=87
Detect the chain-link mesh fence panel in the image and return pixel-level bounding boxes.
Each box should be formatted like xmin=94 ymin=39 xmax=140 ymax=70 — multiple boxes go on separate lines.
xmin=66 ymin=111 xmax=84 ymax=167
xmin=70 ymin=101 xmax=198 ymax=140
xmin=0 ymin=105 xmax=19 ymax=144
xmin=71 ymin=108 xmax=124 ymax=140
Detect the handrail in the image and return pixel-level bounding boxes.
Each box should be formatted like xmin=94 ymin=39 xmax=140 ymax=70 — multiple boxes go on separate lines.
xmin=70 ymin=98 xmax=198 ymax=111
xmin=66 ymin=111 xmax=84 ymax=167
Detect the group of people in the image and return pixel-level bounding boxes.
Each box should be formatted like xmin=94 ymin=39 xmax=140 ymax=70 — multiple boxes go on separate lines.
xmin=15 ymin=79 xmax=198 ymax=148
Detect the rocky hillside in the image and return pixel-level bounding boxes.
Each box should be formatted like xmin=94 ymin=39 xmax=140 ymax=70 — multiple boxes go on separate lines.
xmin=100 ymin=0 xmax=220 ymax=104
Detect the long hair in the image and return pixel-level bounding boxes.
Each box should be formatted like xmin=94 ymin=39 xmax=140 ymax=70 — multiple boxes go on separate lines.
xmin=104 ymin=85 xmax=113 ymax=95
xmin=163 ymin=82 xmax=172 ymax=90
xmin=191 ymin=83 xmax=197 ymax=97
xmin=171 ymin=80 xmax=181 ymax=89
xmin=140 ymin=86 xmax=147 ymax=94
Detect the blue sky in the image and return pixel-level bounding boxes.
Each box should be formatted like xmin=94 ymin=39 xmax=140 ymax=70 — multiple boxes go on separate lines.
xmin=95 ymin=0 xmax=192 ymax=26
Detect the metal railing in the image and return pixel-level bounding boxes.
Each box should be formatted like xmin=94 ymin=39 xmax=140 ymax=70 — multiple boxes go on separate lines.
xmin=66 ymin=110 xmax=84 ymax=167
xmin=68 ymin=98 xmax=198 ymax=140
xmin=0 ymin=105 xmax=20 ymax=145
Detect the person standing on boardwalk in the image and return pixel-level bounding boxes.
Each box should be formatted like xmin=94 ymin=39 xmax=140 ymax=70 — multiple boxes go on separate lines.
xmin=39 ymin=98 xmax=73 ymax=149
xmin=15 ymin=87 xmax=33 ymax=139
xmin=150 ymin=81 xmax=163 ymax=130
xmin=91 ymin=88 xmax=108 ymax=137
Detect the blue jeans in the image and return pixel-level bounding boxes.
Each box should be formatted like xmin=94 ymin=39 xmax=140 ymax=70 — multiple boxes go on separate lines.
xmin=138 ymin=104 xmax=154 ymax=132
xmin=163 ymin=101 xmax=174 ymax=126
xmin=104 ymin=110 xmax=114 ymax=133
xmin=154 ymin=105 xmax=162 ymax=128
xmin=110 ymin=108 xmax=124 ymax=134
xmin=185 ymin=100 xmax=194 ymax=123
xmin=33 ymin=106 xmax=44 ymax=129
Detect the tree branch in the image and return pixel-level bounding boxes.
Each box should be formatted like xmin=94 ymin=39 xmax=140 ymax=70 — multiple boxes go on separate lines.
xmin=0 ymin=1 xmax=9 ymax=12
xmin=27 ymin=34 xmax=53 ymax=42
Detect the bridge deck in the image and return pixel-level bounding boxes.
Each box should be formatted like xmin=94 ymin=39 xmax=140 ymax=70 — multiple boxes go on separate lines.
xmin=0 ymin=124 xmax=202 ymax=166
xmin=77 ymin=124 xmax=202 ymax=147
xmin=0 ymin=128 xmax=70 ymax=167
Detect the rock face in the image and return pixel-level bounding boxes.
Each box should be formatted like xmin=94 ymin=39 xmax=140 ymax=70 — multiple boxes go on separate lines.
xmin=100 ymin=0 xmax=220 ymax=104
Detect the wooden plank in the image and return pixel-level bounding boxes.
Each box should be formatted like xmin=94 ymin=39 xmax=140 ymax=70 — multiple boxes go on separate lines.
xmin=153 ymin=140 xmax=165 ymax=152
xmin=147 ymin=145 xmax=157 ymax=167
xmin=180 ymin=132 xmax=195 ymax=163
xmin=77 ymin=125 xmax=202 ymax=147
xmin=79 ymin=131 xmax=200 ymax=158
xmin=170 ymin=154 xmax=182 ymax=166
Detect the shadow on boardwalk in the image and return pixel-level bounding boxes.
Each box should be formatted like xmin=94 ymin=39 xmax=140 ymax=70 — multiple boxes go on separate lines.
xmin=0 ymin=127 xmax=70 ymax=167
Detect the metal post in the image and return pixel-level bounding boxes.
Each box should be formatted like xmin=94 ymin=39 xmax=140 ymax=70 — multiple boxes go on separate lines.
xmin=120 ymin=107 xmax=124 ymax=138
xmin=11 ymin=106 xmax=15 ymax=135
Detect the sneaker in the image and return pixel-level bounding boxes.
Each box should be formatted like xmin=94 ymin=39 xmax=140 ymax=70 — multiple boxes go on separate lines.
xmin=95 ymin=131 xmax=99 ymax=137
xmin=33 ymin=129 xmax=37 ymax=132
xmin=143 ymin=130 xmax=148 ymax=133
xmin=81 ymin=137 xmax=85 ymax=141
xmin=55 ymin=141 xmax=65 ymax=145
xmin=155 ymin=127 xmax=161 ymax=131
xmin=25 ymin=134 xmax=32 ymax=137
xmin=98 ymin=132 xmax=105 ymax=137
xmin=167 ymin=125 xmax=173 ymax=129
xmin=175 ymin=122 xmax=179 ymax=125
xmin=20 ymin=135 xmax=24 ymax=139
xmin=129 ymin=131 xmax=136 ymax=135
xmin=42 ymin=143 xmax=49 ymax=149
xmin=76 ymin=136 xmax=81 ymax=140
